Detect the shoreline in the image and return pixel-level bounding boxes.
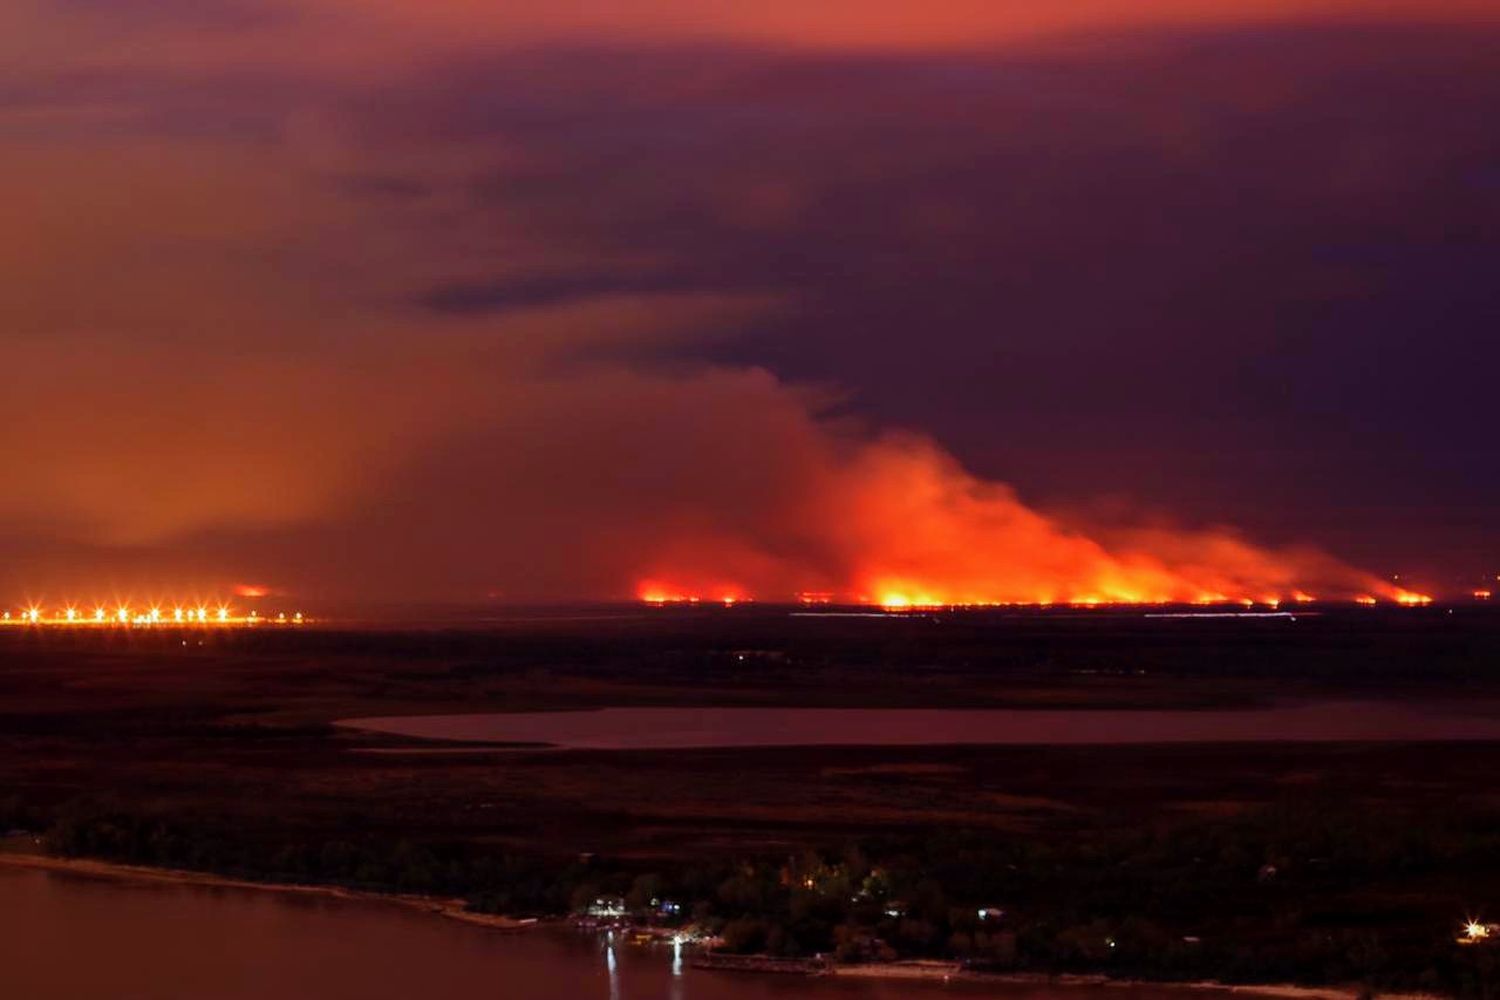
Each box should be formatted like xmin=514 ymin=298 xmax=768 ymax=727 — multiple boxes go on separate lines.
xmin=0 ymin=850 xmax=537 ymax=933
xmin=0 ymin=850 xmax=1445 ymax=1000
xmin=832 ymin=962 xmax=1440 ymax=1000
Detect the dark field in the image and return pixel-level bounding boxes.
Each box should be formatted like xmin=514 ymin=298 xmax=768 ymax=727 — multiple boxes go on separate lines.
xmin=5 ymin=605 xmax=1500 ymax=992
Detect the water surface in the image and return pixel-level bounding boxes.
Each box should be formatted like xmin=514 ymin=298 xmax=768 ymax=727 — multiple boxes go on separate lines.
xmin=339 ymin=702 xmax=1500 ymax=750
xmin=0 ymin=867 xmax=1210 ymax=1000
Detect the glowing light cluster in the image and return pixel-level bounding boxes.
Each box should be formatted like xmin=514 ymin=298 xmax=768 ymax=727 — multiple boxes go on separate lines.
xmin=638 ymin=582 xmax=746 ymax=607
xmin=1462 ymin=919 xmax=1495 ymax=945
xmin=1 ymin=600 xmax=307 ymax=628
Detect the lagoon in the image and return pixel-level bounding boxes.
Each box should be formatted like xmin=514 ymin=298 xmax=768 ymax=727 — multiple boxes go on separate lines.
xmin=338 ymin=701 xmax=1500 ymax=751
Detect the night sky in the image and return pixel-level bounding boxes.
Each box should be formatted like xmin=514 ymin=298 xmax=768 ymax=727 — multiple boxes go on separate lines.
xmin=2 ymin=1 xmax=1496 ymax=602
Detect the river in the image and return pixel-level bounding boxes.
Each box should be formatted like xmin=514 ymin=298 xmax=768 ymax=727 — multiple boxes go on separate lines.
xmin=1 ymin=866 xmax=1233 ymax=1000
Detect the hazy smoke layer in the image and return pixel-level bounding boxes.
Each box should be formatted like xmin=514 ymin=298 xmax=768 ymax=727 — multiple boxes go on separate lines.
xmin=3 ymin=1 xmax=1491 ymax=602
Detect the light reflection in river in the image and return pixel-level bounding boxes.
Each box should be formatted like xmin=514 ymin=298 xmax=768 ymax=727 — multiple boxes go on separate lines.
xmin=0 ymin=866 xmax=1251 ymax=1000
xmin=607 ymin=930 xmax=620 ymax=1000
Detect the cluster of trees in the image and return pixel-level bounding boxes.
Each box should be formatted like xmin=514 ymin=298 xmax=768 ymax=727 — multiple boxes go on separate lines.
xmin=19 ymin=797 xmax=1500 ymax=996
xmin=40 ymin=801 xmax=571 ymax=913
xmin=0 ymin=795 xmax=40 ymax=832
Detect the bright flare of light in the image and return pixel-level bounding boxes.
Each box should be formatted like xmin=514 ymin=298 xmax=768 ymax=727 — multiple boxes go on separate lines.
xmin=637 ymin=581 xmax=737 ymax=606
xmin=875 ymin=590 xmax=950 ymax=611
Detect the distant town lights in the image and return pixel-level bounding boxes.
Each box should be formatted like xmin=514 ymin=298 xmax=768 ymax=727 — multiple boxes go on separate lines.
xmin=1 ymin=599 xmax=309 ymax=628
xmin=1462 ymin=919 xmax=1496 ymax=945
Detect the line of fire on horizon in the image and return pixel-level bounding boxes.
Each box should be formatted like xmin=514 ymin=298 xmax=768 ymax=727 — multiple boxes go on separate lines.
xmin=637 ymin=584 xmax=1444 ymax=611
xmin=1 ymin=601 xmax=307 ymax=628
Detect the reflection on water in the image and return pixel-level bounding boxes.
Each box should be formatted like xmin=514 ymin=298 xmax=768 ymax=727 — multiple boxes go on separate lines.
xmin=607 ymin=930 xmax=621 ymax=1000
xmin=0 ymin=867 xmax=1214 ymax=1000
xmin=341 ymin=701 xmax=1500 ymax=751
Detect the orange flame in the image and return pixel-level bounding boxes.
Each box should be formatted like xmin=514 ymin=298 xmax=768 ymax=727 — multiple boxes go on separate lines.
xmin=633 ymin=436 xmax=1431 ymax=608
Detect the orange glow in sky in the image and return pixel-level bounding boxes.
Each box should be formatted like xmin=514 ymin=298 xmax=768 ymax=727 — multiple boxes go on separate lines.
xmin=0 ymin=0 xmax=1487 ymax=603
xmin=633 ymin=433 xmax=1434 ymax=610
xmin=323 ymin=0 xmax=1499 ymax=55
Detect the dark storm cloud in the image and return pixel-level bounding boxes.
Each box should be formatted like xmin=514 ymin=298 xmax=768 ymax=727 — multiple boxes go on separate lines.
xmin=345 ymin=29 xmax=1498 ymax=576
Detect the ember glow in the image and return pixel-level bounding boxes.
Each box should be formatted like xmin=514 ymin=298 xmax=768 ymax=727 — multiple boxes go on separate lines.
xmin=635 ymin=436 xmax=1432 ymax=609
xmin=638 ymin=583 xmax=747 ymax=607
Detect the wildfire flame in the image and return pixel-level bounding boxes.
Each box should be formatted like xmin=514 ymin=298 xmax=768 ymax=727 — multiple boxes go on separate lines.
xmin=633 ymin=435 xmax=1433 ymax=609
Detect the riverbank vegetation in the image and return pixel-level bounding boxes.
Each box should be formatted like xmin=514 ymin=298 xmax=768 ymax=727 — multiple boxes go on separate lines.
xmin=6 ymin=610 xmax=1500 ymax=996
xmin=12 ymin=794 xmax=1500 ymax=996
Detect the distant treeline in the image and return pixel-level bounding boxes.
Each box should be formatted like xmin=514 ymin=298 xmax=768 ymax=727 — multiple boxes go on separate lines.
xmin=8 ymin=794 xmax=1500 ymax=997
xmin=9 ymin=607 xmax=1500 ymax=689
